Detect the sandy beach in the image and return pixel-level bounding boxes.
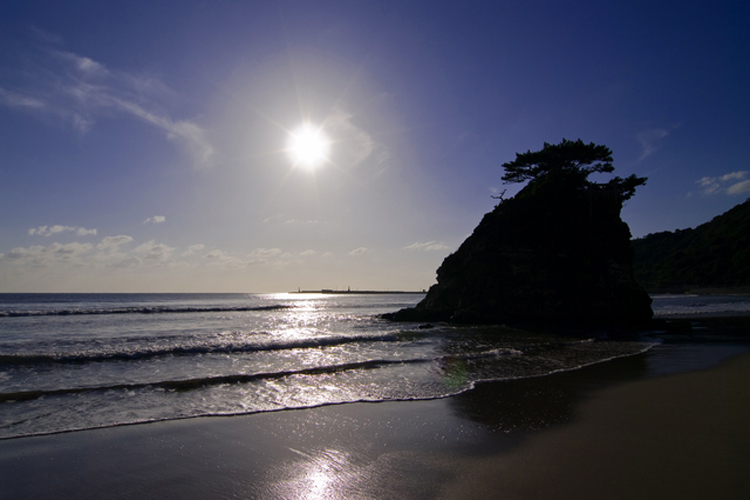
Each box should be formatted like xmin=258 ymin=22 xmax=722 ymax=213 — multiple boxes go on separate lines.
xmin=2 ymin=341 xmax=749 ymax=500
xmin=439 ymin=351 xmax=750 ymax=500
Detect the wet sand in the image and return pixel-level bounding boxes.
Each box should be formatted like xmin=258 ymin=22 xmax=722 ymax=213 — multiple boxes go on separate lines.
xmin=2 ymin=349 xmax=749 ymax=499
xmin=439 ymin=351 xmax=750 ymax=500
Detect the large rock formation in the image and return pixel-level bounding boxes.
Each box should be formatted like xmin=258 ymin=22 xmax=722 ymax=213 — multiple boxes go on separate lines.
xmin=388 ymin=170 xmax=654 ymax=326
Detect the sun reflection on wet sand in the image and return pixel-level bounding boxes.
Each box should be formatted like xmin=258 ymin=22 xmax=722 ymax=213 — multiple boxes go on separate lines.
xmin=274 ymin=448 xmax=363 ymax=500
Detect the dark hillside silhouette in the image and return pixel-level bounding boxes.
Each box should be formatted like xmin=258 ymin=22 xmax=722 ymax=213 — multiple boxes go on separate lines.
xmin=632 ymin=197 xmax=750 ymax=290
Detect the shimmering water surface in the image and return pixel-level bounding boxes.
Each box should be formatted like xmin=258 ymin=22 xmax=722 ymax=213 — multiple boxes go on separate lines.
xmin=1 ymin=292 xmax=747 ymax=439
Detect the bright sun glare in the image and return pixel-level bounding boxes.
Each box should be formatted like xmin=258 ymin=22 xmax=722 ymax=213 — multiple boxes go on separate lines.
xmin=287 ymin=123 xmax=330 ymax=169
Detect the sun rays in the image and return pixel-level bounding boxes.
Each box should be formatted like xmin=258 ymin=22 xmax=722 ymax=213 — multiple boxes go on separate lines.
xmin=286 ymin=123 xmax=330 ymax=170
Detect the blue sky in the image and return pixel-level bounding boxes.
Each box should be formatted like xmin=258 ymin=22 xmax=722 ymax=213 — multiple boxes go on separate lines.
xmin=1 ymin=0 xmax=748 ymax=292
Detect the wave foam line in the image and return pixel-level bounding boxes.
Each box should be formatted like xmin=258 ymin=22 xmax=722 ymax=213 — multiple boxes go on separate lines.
xmin=0 ymin=304 xmax=292 ymax=317
xmin=0 ymin=358 xmax=432 ymax=403
xmin=0 ymin=333 xmax=404 ymax=366
xmin=0 ymin=346 xmax=523 ymax=403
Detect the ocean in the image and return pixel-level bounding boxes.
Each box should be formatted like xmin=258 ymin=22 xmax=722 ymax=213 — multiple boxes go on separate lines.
xmin=1 ymin=292 xmax=749 ymax=440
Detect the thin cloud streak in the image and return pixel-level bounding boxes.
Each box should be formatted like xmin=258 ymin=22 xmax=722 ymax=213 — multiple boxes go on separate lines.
xmin=727 ymin=180 xmax=750 ymax=195
xmin=0 ymin=236 xmax=331 ymax=287
xmin=405 ymin=241 xmax=449 ymax=251
xmin=97 ymin=235 xmax=134 ymax=251
xmin=697 ymin=171 xmax=750 ymax=195
xmin=29 ymin=225 xmax=97 ymax=237
xmin=0 ymin=88 xmax=46 ymax=109
xmin=0 ymin=43 xmax=214 ymax=167
xmin=111 ymin=97 xmax=214 ymax=167
xmin=143 ymin=215 xmax=166 ymax=224
xmin=325 ymin=108 xmax=374 ymax=168
xmin=636 ymin=128 xmax=669 ymax=161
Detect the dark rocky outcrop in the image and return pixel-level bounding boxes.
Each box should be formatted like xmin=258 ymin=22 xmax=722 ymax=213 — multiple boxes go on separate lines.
xmin=387 ymin=173 xmax=653 ymax=326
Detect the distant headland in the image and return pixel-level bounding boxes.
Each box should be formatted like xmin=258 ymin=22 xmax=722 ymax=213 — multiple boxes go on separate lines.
xmin=632 ymin=196 xmax=750 ymax=292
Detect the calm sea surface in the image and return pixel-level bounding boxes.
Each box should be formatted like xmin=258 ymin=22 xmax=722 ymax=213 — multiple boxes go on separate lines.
xmin=1 ymin=292 xmax=748 ymax=440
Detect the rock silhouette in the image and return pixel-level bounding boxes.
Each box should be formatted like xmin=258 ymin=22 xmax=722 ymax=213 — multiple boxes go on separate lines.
xmin=388 ymin=140 xmax=653 ymax=326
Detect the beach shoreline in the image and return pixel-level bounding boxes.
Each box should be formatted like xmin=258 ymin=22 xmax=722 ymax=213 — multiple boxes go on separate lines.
xmin=2 ymin=318 xmax=749 ymax=500
xmin=438 ymin=350 xmax=750 ymax=500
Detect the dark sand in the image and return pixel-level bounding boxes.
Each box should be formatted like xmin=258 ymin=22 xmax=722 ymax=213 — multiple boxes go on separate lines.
xmin=2 ymin=342 xmax=749 ymax=499
xmin=438 ymin=352 xmax=750 ymax=500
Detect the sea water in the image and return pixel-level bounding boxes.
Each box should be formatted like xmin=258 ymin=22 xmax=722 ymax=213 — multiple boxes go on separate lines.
xmin=0 ymin=292 xmax=747 ymax=440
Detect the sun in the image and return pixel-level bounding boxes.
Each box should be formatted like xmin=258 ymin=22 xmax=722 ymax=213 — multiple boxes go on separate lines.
xmin=286 ymin=123 xmax=330 ymax=169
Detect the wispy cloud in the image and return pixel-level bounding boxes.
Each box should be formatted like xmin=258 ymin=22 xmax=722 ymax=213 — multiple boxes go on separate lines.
xmin=349 ymin=247 xmax=368 ymax=255
xmin=134 ymin=241 xmax=175 ymax=261
xmin=53 ymin=50 xmax=109 ymax=78
xmin=107 ymin=256 xmax=142 ymax=269
xmin=29 ymin=25 xmax=64 ymax=45
xmin=1 ymin=234 xmax=305 ymax=275
xmin=1 ymin=242 xmax=93 ymax=267
xmin=636 ymin=128 xmax=669 ymax=161
xmin=696 ymin=171 xmax=750 ymax=195
xmin=0 ymin=38 xmax=214 ymax=167
xmin=2 ymin=235 xmax=142 ymax=271
xmin=143 ymin=215 xmax=166 ymax=224
xmin=728 ymin=180 xmax=750 ymax=195
xmin=247 ymin=247 xmax=283 ymax=263
xmin=404 ymin=241 xmax=449 ymax=252
xmin=201 ymin=247 xmax=293 ymax=268
xmin=111 ymin=97 xmax=214 ymax=167
xmin=323 ymin=107 xmax=389 ymax=171
xmin=284 ymin=218 xmax=320 ymax=225
xmin=97 ymin=235 xmax=134 ymax=251
xmin=29 ymin=225 xmax=97 ymax=237
xmin=263 ymin=214 xmax=325 ymax=226
xmin=181 ymin=244 xmax=205 ymax=257
xmin=202 ymin=249 xmax=246 ymax=268
xmin=0 ymin=88 xmax=46 ymax=109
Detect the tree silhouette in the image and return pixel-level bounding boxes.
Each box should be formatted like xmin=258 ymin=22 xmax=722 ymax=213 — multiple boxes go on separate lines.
xmin=502 ymin=139 xmax=646 ymax=201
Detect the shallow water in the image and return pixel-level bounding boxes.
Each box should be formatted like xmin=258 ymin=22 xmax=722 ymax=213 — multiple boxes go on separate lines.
xmin=0 ymin=292 xmax=677 ymax=439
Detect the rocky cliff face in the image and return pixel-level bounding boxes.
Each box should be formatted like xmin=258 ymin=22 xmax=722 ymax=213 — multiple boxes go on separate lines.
xmin=389 ymin=175 xmax=653 ymax=325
